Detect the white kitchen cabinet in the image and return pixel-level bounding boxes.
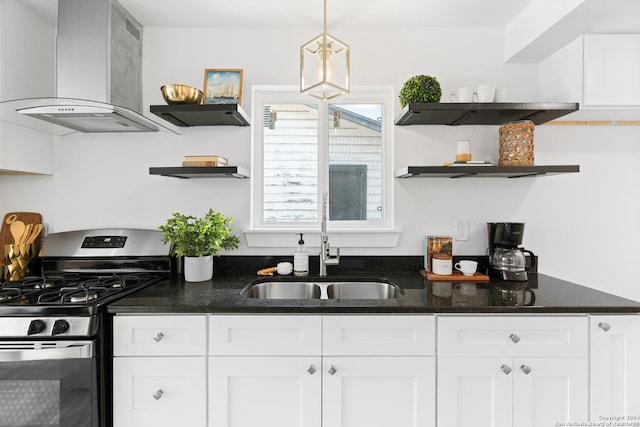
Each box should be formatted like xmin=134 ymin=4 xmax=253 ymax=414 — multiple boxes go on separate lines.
xmin=538 ymin=34 xmax=640 ymax=121
xmin=208 ymin=314 xmax=436 ymax=427
xmin=113 ymin=356 xmax=207 ymax=427
xmin=437 ymin=316 xmax=589 ymax=427
xmin=438 ymin=357 xmax=513 ymax=427
xmin=209 ymin=314 xmax=322 ymax=356
xmin=583 ymin=35 xmax=640 ymax=106
xmin=323 ymin=356 xmax=435 ymax=427
xmin=113 ymin=314 xmax=207 ymax=356
xmin=210 ymin=356 xmax=322 ymax=427
xmin=589 ymin=315 xmax=640 ymax=419
xmin=512 ymin=357 xmax=588 ymax=427
xmin=323 ymin=314 xmax=435 ymax=356
xmin=438 ymin=357 xmax=588 ymax=427
xmin=0 ymin=0 xmax=55 ymax=175
xmin=113 ymin=315 xmax=208 ymax=427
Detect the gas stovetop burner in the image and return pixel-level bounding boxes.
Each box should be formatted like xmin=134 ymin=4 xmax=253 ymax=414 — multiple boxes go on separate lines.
xmin=0 ymin=272 xmax=163 ymax=307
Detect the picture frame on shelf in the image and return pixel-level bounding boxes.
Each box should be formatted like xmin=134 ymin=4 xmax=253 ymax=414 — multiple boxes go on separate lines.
xmin=203 ymin=69 xmax=243 ymax=105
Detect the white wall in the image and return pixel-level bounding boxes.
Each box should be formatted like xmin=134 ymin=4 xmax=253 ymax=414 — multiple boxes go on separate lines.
xmin=1 ymin=25 xmax=639 ymax=301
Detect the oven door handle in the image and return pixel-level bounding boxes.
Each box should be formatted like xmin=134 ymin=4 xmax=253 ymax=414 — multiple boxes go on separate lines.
xmin=0 ymin=343 xmax=94 ymax=362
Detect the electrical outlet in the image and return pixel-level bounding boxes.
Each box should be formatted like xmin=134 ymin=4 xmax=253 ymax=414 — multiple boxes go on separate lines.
xmin=456 ymin=220 xmax=469 ymax=241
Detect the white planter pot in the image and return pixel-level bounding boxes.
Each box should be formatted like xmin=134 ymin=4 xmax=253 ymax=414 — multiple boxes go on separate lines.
xmin=183 ymin=255 xmax=214 ymax=282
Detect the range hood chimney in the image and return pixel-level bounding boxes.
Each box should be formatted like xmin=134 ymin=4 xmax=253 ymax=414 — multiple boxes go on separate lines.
xmin=13 ymin=0 xmax=178 ymax=134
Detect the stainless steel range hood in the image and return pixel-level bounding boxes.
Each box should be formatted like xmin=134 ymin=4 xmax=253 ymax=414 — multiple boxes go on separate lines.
xmin=3 ymin=0 xmax=179 ymax=135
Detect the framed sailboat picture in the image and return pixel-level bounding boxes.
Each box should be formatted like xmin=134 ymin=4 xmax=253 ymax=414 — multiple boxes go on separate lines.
xmin=203 ymin=69 xmax=244 ymax=105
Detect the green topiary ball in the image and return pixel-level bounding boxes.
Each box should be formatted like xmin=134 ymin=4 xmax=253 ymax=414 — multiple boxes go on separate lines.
xmin=399 ymin=75 xmax=442 ymax=108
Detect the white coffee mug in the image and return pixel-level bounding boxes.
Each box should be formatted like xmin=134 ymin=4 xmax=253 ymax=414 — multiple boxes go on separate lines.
xmin=494 ymin=86 xmax=507 ymax=102
xmin=473 ymin=84 xmax=495 ymax=103
xmin=449 ymin=87 xmax=474 ymax=103
xmin=432 ymin=257 xmax=453 ymax=275
xmin=455 ymin=260 xmax=478 ymax=276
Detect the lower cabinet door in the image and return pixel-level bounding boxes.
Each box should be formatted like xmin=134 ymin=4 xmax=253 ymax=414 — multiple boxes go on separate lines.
xmin=590 ymin=315 xmax=640 ymax=418
xmin=323 ymin=356 xmax=435 ymax=427
xmin=209 ymin=356 xmax=322 ymax=427
xmin=513 ymin=357 xmax=588 ymax=427
xmin=113 ymin=357 xmax=207 ymax=427
xmin=437 ymin=357 xmax=513 ymax=427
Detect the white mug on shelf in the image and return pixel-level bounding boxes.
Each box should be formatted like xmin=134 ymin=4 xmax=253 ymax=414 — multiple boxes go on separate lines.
xmin=473 ymin=84 xmax=495 ymax=102
xmin=494 ymin=86 xmax=507 ymax=102
xmin=449 ymin=87 xmax=474 ymax=103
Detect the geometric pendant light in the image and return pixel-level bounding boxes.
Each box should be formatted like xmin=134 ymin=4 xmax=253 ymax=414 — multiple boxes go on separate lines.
xmin=300 ymin=0 xmax=350 ymax=100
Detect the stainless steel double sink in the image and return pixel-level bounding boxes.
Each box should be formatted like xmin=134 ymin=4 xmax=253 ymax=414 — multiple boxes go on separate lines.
xmin=241 ymin=279 xmax=402 ymax=300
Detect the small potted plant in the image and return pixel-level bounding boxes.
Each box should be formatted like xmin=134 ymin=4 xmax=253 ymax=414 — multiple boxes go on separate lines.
xmin=399 ymin=74 xmax=442 ymax=108
xmin=158 ymin=209 xmax=240 ymax=282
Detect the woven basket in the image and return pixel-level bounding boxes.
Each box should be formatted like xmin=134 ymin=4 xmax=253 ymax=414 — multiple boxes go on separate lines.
xmin=498 ymin=120 xmax=535 ymax=166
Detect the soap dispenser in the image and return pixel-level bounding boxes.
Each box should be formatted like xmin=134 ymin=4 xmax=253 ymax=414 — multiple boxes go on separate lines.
xmin=294 ymin=233 xmax=309 ymax=276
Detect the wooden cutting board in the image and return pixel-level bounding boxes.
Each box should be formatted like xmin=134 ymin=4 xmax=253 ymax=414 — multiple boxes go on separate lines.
xmin=1 ymin=212 xmax=43 ymax=256
xmin=420 ymin=269 xmax=490 ymax=282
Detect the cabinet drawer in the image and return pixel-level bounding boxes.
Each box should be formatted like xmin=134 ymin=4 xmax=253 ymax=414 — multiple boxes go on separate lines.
xmin=323 ymin=315 xmax=435 ymax=356
xmin=113 ymin=315 xmax=207 ymax=356
xmin=438 ymin=316 xmax=588 ymax=357
xmin=209 ymin=315 xmax=322 ymax=355
xmin=113 ymin=357 xmax=206 ymax=427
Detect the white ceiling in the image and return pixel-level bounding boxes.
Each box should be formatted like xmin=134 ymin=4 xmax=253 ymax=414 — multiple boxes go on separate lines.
xmin=20 ymin=0 xmax=535 ymax=29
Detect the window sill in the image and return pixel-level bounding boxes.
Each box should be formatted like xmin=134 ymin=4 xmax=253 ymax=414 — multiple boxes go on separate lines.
xmin=243 ymin=229 xmax=401 ymax=248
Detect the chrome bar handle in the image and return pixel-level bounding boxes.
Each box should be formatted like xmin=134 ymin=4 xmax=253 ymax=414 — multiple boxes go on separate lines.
xmin=520 ymin=364 xmax=532 ymax=375
xmin=598 ymin=322 xmax=611 ymax=332
xmin=307 ymin=365 xmax=317 ymax=375
xmin=153 ymin=332 xmax=165 ymax=342
xmin=509 ymin=333 xmax=521 ymax=344
xmin=328 ymin=365 xmax=337 ymax=375
xmin=500 ymin=364 xmax=512 ymax=375
xmin=153 ymin=389 xmax=164 ymax=400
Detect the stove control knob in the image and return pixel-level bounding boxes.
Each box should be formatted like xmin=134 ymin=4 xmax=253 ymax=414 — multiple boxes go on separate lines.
xmin=27 ymin=319 xmax=47 ymax=335
xmin=52 ymin=319 xmax=71 ymax=335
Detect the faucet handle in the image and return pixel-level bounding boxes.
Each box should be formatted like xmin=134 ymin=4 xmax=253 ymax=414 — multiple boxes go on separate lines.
xmin=325 ymin=247 xmax=340 ymax=265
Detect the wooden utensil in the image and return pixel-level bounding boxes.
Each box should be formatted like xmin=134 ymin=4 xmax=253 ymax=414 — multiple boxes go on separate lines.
xmin=26 ymin=224 xmax=43 ymax=244
xmin=20 ymin=224 xmax=33 ymax=244
xmin=9 ymin=220 xmax=26 ymax=245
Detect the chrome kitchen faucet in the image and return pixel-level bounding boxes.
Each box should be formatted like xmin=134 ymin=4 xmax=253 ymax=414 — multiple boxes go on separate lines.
xmin=319 ymin=192 xmax=340 ymax=276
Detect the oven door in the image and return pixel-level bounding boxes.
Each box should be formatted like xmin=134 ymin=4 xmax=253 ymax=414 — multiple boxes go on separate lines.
xmin=0 ymin=341 xmax=97 ymax=427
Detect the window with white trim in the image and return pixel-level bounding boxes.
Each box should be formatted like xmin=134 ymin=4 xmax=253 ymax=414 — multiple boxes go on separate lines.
xmin=251 ymin=86 xmax=394 ymax=234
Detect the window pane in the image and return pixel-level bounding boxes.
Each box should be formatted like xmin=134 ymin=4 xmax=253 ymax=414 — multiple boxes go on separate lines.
xmin=263 ymin=104 xmax=318 ymax=223
xmin=328 ymin=104 xmax=383 ymax=221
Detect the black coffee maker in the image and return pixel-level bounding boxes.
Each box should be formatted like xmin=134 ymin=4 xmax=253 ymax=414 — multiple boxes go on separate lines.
xmin=487 ymin=222 xmax=536 ymax=281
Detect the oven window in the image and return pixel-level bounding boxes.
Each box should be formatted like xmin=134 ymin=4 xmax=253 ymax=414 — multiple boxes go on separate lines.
xmin=0 ymin=380 xmax=60 ymax=425
xmin=0 ymin=355 xmax=96 ymax=427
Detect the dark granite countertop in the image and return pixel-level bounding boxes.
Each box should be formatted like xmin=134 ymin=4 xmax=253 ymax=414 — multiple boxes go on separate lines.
xmin=107 ymin=256 xmax=640 ymax=314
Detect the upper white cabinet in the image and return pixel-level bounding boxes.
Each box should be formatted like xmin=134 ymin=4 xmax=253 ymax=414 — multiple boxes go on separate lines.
xmin=539 ymin=34 xmax=640 ymax=121
xmin=0 ymin=0 xmax=55 ymax=175
xmin=583 ymin=35 xmax=640 ymax=106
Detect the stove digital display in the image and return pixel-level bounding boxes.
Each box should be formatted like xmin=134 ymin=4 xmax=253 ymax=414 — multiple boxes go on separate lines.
xmin=81 ymin=235 xmax=128 ymax=248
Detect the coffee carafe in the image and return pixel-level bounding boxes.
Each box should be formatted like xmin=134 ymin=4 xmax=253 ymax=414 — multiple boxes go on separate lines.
xmin=487 ymin=222 xmax=536 ymax=281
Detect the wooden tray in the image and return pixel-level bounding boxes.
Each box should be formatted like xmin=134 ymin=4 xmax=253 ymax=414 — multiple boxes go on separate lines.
xmin=420 ymin=270 xmax=490 ymax=282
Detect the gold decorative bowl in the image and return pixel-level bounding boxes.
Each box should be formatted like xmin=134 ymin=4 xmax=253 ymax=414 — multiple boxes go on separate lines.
xmin=161 ymin=84 xmax=204 ymax=105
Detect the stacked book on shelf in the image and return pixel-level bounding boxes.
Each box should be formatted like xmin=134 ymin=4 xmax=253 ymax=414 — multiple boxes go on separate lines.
xmin=182 ymin=155 xmax=228 ymax=167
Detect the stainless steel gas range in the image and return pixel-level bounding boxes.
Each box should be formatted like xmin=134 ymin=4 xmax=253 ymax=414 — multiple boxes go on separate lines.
xmin=0 ymin=228 xmax=172 ymax=427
